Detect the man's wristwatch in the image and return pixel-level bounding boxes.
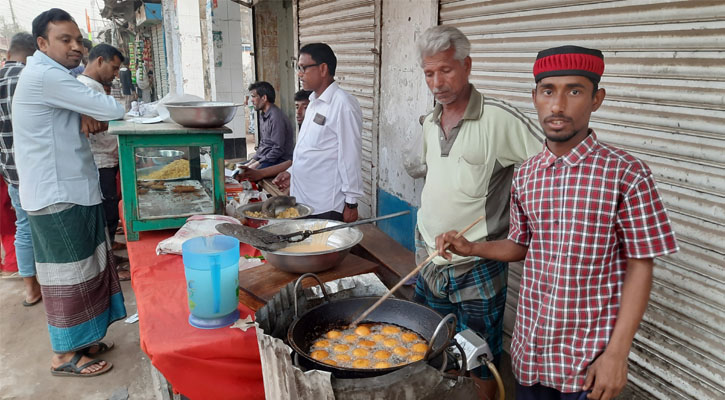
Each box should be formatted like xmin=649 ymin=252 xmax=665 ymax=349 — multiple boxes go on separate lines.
xmin=345 ymin=202 xmax=358 ymax=209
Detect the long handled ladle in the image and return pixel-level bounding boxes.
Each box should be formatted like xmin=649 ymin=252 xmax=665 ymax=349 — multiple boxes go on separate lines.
xmin=350 ymin=216 xmax=484 ymax=326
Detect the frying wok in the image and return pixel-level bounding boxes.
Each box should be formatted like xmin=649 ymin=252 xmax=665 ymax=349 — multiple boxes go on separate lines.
xmin=287 ymin=274 xmax=457 ymax=379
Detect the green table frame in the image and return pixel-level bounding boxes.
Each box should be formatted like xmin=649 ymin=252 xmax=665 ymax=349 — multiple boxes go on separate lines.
xmin=109 ymin=121 xmax=230 ymax=241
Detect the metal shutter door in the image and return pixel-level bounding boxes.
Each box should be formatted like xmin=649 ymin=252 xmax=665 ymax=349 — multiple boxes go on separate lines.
xmin=297 ymin=0 xmax=381 ymax=218
xmin=440 ymin=1 xmax=725 ymax=399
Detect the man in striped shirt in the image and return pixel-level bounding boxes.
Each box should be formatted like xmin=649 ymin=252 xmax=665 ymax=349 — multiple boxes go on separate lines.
xmin=436 ymin=46 xmax=678 ymax=400
xmin=411 ymin=26 xmax=543 ymax=400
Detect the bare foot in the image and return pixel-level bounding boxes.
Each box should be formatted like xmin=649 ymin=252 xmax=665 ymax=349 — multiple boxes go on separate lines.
xmin=23 ymin=276 xmax=41 ymax=304
xmin=52 ymin=352 xmax=108 ymax=374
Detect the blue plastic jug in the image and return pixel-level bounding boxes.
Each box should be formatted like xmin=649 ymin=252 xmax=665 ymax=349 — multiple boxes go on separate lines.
xmin=182 ymin=235 xmax=240 ymax=329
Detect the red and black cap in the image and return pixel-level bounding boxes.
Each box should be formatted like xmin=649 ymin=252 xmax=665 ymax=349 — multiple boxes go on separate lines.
xmin=533 ymin=45 xmax=604 ymax=84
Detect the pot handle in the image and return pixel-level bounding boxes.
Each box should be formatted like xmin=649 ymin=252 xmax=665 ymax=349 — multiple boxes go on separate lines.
xmin=424 ymin=313 xmax=457 ymax=361
xmin=293 ymin=273 xmax=330 ymax=319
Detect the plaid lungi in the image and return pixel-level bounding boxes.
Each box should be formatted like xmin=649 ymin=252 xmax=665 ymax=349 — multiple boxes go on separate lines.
xmin=413 ymin=228 xmax=507 ymax=379
xmin=27 ymin=203 xmax=126 ymax=353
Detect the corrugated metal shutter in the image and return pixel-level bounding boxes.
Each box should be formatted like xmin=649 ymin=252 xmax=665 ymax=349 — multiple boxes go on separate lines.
xmin=439 ymin=1 xmax=725 ymax=399
xmin=152 ymin=23 xmax=169 ymax=98
xmin=296 ymin=0 xmax=380 ymax=218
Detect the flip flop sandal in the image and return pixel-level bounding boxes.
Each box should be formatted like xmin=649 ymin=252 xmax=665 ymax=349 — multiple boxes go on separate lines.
xmin=50 ymin=352 xmax=113 ymax=377
xmin=82 ymin=341 xmax=114 ymax=356
xmin=22 ymin=297 xmax=42 ymax=307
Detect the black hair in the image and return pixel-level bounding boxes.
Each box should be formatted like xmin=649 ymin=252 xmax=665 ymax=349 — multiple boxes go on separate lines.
xmin=9 ymin=32 xmax=36 ymax=55
xmin=248 ymin=81 xmax=276 ymax=104
xmin=32 ymin=9 xmax=76 ymax=40
xmin=299 ymin=43 xmax=337 ymax=77
xmin=89 ymin=43 xmax=125 ymax=64
xmin=82 ymin=38 xmax=93 ymax=50
xmin=294 ymin=89 xmax=312 ymax=102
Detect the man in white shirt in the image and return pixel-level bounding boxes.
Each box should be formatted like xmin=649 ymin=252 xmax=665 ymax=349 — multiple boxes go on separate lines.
xmin=12 ymin=8 xmax=126 ymax=378
xmin=273 ymin=43 xmax=363 ymax=222
xmin=77 ymin=43 xmax=129 ymax=276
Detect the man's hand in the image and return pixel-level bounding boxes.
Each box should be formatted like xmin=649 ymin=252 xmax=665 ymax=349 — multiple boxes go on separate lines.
xmin=583 ymin=351 xmax=629 ymax=400
xmin=343 ymin=206 xmax=358 ymax=223
xmin=272 ymin=171 xmax=291 ymax=190
xmin=234 ymin=165 xmax=263 ymax=183
xmin=80 ymin=115 xmax=107 ymax=137
xmin=435 ymin=230 xmax=475 ymax=260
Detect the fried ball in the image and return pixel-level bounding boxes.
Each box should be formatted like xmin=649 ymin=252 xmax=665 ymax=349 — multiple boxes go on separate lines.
xmin=383 ymin=338 xmax=399 ymax=348
xmin=371 ymin=334 xmax=386 ymax=342
xmin=352 ymin=359 xmax=371 ymax=368
xmin=373 ymin=350 xmax=391 ymax=360
xmin=358 ymin=340 xmax=376 ymax=347
xmin=382 ymin=325 xmax=401 ymax=335
xmin=343 ymin=334 xmax=358 ymax=343
xmin=374 ymin=361 xmax=392 ymax=369
xmin=335 ymin=353 xmax=352 ymax=362
xmin=333 ymin=344 xmax=351 ymax=353
xmin=411 ymin=343 xmax=428 ymax=353
xmin=322 ymin=359 xmax=337 ymax=366
xmin=313 ymin=339 xmax=331 ymax=348
xmin=393 ymin=346 xmax=409 ymax=356
xmin=310 ymin=350 xmax=329 ymax=360
xmin=409 ymin=353 xmax=425 ymax=362
xmin=352 ymin=348 xmax=369 ymax=357
xmin=354 ymin=325 xmax=371 ymax=336
xmin=401 ymin=332 xmax=419 ymax=342
xmin=327 ymin=330 xmax=342 ymax=339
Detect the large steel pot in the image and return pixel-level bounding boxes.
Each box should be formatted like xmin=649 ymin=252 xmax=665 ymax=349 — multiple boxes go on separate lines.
xmin=165 ymin=101 xmax=242 ymax=128
xmin=238 ymin=201 xmax=313 ymax=228
xmin=259 ymin=220 xmax=363 ymax=273
xmin=287 ymin=274 xmax=457 ymax=379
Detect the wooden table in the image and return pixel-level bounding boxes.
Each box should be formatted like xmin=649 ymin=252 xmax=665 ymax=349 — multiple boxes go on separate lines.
xmin=109 ymin=121 xmax=230 ymax=241
xmin=238 ymin=253 xmax=379 ymax=311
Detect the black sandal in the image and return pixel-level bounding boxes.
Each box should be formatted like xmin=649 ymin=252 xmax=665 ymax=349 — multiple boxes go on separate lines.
xmin=50 ymin=352 xmax=113 ymax=377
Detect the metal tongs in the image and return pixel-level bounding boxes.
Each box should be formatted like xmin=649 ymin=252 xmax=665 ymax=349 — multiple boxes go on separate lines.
xmin=216 ymin=210 xmax=410 ymax=251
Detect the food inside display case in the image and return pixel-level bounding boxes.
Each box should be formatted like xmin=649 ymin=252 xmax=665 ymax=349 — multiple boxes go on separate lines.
xmin=136 ymin=147 xmax=215 ymax=219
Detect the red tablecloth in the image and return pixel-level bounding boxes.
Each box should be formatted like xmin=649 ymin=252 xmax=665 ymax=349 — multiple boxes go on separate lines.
xmin=126 ymin=226 xmax=265 ymax=400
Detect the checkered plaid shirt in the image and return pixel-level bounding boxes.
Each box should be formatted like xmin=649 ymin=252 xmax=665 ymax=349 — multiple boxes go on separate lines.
xmin=508 ymin=131 xmax=678 ymax=392
xmin=0 ymin=61 xmax=24 ymax=186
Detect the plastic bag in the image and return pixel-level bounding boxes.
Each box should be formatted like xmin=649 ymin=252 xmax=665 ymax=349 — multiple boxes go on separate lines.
xmin=403 ymin=114 xmax=428 ymax=179
xmin=156 ymin=215 xmax=242 ymax=255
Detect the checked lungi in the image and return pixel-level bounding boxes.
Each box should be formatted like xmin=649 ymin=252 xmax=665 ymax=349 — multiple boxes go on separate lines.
xmin=412 ymin=228 xmax=507 ymax=379
xmin=27 ymin=203 xmax=126 ymax=353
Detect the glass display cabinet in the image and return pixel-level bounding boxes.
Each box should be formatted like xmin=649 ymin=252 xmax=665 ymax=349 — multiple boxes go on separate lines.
xmin=109 ymin=121 xmax=230 ymax=241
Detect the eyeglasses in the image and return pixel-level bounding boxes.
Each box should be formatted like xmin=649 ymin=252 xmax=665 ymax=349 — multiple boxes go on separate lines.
xmin=296 ymin=63 xmax=321 ymax=73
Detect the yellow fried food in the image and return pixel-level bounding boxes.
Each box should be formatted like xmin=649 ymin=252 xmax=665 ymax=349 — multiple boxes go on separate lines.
xmin=276 ymin=207 xmax=300 ymax=218
xmin=334 ymin=354 xmax=352 ymax=362
xmin=141 ymin=159 xmax=190 ymax=180
xmin=373 ymin=350 xmax=391 ymax=360
xmin=321 ymin=359 xmax=337 ymax=366
xmin=401 ymin=332 xmax=418 ymax=342
xmin=245 ymin=210 xmax=267 ymax=218
xmin=327 ymin=330 xmax=342 ymax=339
xmin=374 ymin=361 xmax=391 ymax=369
xmin=411 ymin=343 xmax=428 ymax=353
xmin=371 ymin=334 xmax=386 ymax=342
xmin=409 ymin=353 xmax=425 ymax=362
xmin=358 ymin=339 xmax=375 ymax=347
xmin=354 ymin=325 xmax=371 ymax=336
xmin=382 ymin=325 xmax=401 ymax=335
xmin=313 ymin=339 xmax=331 ymax=348
xmin=352 ymin=348 xmax=369 ymax=357
xmin=383 ymin=338 xmax=399 ymax=348
xmin=333 ymin=344 xmax=350 ymax=353
xmin=393 ymin=346 xmax=409 ymax=356
xmin=343 ymin=334 xmax=358 ymax=343
xmin=310 ymin=350 xmax=329 ymax=360
xmin=352 ymin=359 xmax=371 ymax=368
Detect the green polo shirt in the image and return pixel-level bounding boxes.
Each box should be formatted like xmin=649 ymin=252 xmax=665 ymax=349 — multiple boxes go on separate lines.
xmin=418 ymin=85 xmax=543 ymax=265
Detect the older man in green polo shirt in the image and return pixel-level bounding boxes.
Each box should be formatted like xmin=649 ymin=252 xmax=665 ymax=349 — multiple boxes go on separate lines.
xmin=410 ymin=25 xmax=543 ymax=399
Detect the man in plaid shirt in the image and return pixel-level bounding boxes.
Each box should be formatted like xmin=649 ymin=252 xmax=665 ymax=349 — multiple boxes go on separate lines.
xmin=0 ymin=32 xmax=42 ymax=306
xmin=436 ymin=45 xmax=678 ymax=400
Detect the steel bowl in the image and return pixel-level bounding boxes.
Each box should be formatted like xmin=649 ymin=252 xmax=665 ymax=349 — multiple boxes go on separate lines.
xmin=165 ymin=101 xmax=242 ymax=128
xmin=259 ymin=219 xmax=363 ymax=273
xmin=135 ymin=149 xmax=185 ymax=166
xmin=238 ymin=202 xmax=314 ymax=228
